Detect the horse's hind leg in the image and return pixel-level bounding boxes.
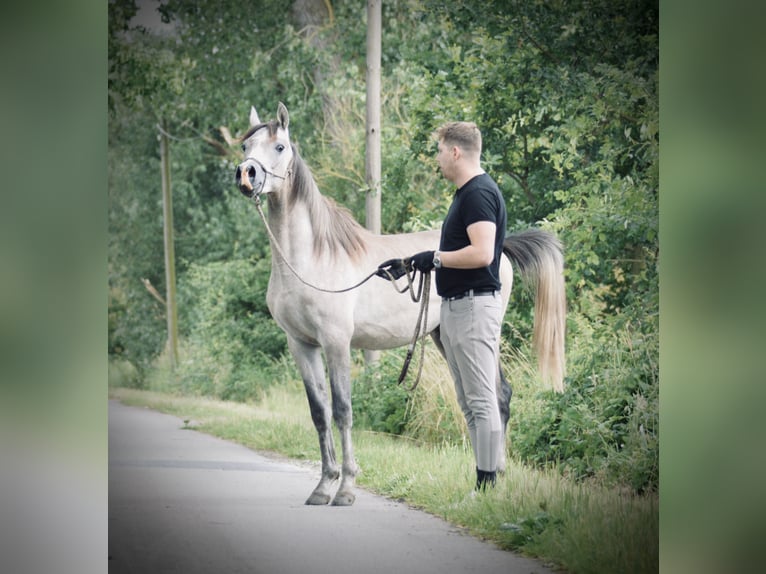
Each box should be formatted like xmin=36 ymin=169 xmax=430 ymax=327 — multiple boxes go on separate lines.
xmin=288 ymin=337 xmax=340 ymax=505
xmin=496 ymin=363 xmax=512 ymax=473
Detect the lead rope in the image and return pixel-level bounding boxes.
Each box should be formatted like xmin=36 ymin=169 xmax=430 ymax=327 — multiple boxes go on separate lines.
xmin=253 ymin=196 xmax=379 ymax=293
xmin=251 ymin=193 xmax=431 ymax=389
xmin=397 ymin=270 xmax=431 ymax=391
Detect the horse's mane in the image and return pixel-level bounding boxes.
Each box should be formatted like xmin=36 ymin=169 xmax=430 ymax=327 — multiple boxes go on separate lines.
xmin=242 ymin=120 xmax=279 ymax=141
xmin=288 ymin=145 xmax=368 ymax=261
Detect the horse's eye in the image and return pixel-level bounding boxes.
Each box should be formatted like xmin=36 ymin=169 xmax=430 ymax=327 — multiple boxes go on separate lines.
xmin=276 ymin=144 xmax=285 ymax=153
xmin=241 ymin=143 xmax=246 ymax=152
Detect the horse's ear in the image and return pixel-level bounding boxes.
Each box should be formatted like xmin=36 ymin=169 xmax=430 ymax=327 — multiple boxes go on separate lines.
xmin=249 ymin=106 xmax=260 ymax=127
xmin=277 ymin=102 xmax=289 ymax=130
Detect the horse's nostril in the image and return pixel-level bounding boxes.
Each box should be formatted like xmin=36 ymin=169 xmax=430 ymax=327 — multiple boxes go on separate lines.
xmin=235 ymin=161 xmax=263 ymax=197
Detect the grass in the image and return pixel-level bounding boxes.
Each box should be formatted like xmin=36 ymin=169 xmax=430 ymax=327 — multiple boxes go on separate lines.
xmin=110 ymin=384 xmax=657 ymax=573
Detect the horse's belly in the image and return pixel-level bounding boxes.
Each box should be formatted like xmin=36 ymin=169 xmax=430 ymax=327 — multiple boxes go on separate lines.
xmin=350 ymin=327 xmax=412 ymax=351
xmin=350 ymin=305 xmax=440 ymax=351
xmin=349 ymin=278 xmax=441 ymax=350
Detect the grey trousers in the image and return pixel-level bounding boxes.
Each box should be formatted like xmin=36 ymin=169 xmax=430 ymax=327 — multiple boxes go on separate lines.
xmin=439 ymin=291 xmax=503 ymax=472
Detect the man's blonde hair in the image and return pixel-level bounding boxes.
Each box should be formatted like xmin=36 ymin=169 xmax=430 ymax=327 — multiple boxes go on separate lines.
xmin=434 ymin=121 xmax=482 ymax=155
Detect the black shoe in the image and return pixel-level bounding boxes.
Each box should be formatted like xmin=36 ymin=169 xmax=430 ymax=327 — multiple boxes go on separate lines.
xmin=475 ymin=467 xmax=497 ymax=491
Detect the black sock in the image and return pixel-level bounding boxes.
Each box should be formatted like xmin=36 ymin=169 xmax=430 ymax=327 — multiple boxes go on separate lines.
xmin=476 ymin=467 xmax=497 ymax=491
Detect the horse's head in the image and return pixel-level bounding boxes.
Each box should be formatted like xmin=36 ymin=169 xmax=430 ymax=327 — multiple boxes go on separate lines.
xmin=236 ymin=102 xmax=294 ymax=198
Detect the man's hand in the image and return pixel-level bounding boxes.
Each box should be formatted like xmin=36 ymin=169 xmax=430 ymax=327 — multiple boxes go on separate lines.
xmin=409 ymin=250 xmax=435 ymax=273
xmin=376 ymin=258 xmax=407 ymax=280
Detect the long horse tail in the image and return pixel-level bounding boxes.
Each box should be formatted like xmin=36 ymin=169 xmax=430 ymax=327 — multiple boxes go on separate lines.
xmin=503 ymin=229 xmax=566 ymax=392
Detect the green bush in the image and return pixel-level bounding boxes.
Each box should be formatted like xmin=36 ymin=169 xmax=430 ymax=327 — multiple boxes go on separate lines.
xmin=108 ymin=357 xmax=142 ymax=389
xmin=352 ymin=352 xmax=412 ymax=435
xmin=351 ymin=346 xmax=467 ymax=446
xmin=508 ymin=305 xmax=659 ymax=493
xmin=175 ymin=257 xmax=288 ymax=401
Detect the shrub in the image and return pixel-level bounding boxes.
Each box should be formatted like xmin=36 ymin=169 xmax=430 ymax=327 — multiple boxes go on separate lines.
xmin=351 ymin=344 xmax=468 ymax=445
xmin=175 ymin=257 xmax=288 ymax=401
xmin=352 ymin=351 xmax=412 ymax=435
xmin=508 ymin=306 xmax=659 ymax=493
xmin=108 ymin=357 xmax=142 ymax=389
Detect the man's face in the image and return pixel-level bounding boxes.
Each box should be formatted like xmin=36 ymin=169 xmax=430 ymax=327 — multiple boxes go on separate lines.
xmin=436 ymin=140 xmax=454 ymax=181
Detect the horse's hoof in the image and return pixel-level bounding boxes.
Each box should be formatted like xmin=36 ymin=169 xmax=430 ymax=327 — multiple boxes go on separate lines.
xmin=331 ymin=491 xmax=355 ymax=506
xmin=305 ymin=492 xmax=331 ymax=505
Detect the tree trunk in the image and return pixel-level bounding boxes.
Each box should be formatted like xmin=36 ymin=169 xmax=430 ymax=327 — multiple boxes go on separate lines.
xmin=159 ymin=120 xmax=178 ymax=369
xmin=364 ymin=0 xmax=382 ymax=366
xmin=365 ymin=0 xmax=381 ymax=236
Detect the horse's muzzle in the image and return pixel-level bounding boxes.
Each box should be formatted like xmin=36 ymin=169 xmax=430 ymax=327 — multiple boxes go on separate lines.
xmin=235 ymin=159 xmax=266 ymax=198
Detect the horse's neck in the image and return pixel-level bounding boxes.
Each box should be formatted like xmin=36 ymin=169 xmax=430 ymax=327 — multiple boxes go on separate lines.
xmin=266 ymin=189 xmax=317 ymax=271
xmin=265 ymin=172 xmax=369 ymax=282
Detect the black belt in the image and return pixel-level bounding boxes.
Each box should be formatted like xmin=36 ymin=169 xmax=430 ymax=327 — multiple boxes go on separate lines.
xmin=443 ymin=288 xmax=497 ymax=302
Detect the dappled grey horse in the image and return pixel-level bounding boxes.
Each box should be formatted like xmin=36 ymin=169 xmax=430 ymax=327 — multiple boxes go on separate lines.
xmin=235 ymin=103 xmax=565 ymax=506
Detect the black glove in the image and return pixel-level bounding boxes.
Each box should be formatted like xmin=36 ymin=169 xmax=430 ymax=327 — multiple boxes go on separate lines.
xmin=409 ymin=250 xmax=435 ymax=273
xmin=376 ymin=258 xmax=407 ymax=280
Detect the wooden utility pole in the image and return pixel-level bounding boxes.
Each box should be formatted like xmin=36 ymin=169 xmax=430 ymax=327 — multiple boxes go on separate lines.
xmin=364 ymin=0 xmax=382 ymax=366
xmin=159 ymin=120 xmax=179 ymax=368
xmin=365 ymin=0 xmax=382 ymax=235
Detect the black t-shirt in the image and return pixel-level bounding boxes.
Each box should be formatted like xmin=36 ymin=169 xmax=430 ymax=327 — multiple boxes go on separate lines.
xmin=435 ymin=173 xmax=507 ymax=298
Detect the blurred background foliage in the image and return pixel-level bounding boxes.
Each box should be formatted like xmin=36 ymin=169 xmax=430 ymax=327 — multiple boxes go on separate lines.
xmin=108 ymin=0 xmax=658 ymax=493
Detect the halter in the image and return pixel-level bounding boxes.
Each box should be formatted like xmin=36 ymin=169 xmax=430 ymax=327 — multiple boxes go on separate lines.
xmin=241 ymin=156 xmax=292 ymax=196
xmin=246 ymin=157 xmax=288 ymax=179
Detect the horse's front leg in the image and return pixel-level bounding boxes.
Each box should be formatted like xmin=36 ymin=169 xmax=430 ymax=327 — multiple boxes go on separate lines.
xmin=288 ymin=337 xmax=340 ymax=505
xmin=325 ymin=344 xmax=358 ymax=506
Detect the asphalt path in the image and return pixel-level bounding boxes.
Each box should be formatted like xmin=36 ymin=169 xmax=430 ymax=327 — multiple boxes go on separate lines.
xmin=108 ymin=400 xmax=556 ymax=574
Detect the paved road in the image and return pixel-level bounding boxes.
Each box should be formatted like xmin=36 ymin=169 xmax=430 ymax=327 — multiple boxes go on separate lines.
xmin=108 ymin=400 xmax=556 ymax=574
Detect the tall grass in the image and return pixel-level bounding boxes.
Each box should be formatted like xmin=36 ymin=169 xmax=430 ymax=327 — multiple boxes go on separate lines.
xmin=110 ymin=385 xmax=657 ymax=573
xmin=403 ymin=346 xmax=467 ymax=445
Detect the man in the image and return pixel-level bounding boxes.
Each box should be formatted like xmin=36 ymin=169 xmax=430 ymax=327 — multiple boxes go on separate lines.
xmin=409 ymin=121 xmax=507 ymax=491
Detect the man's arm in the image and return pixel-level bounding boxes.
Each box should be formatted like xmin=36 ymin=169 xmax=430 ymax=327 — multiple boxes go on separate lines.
xmin=439 ymin=221 xmax=496 ymax=269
